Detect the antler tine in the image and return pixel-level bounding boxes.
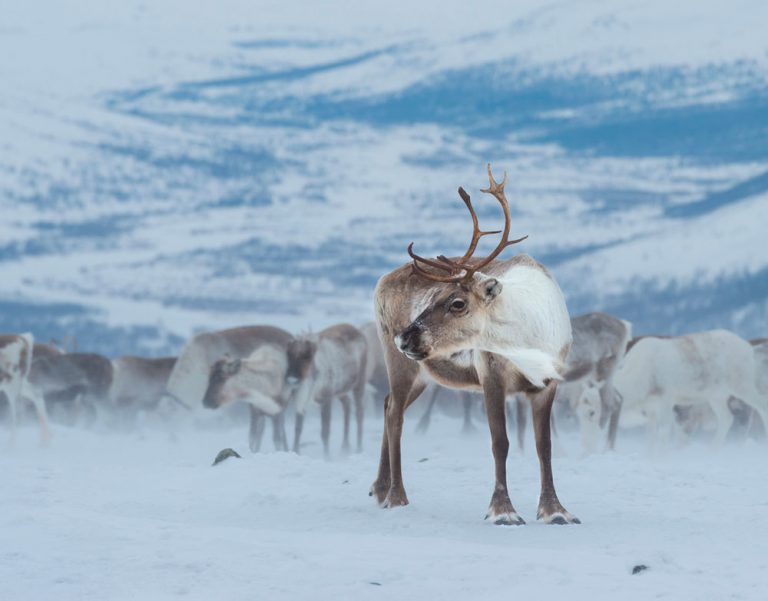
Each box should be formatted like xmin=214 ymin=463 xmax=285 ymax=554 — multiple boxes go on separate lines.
xmin=411 ymin=261 xmax=466 ymax=283
xmin=407 ymin=242 xmax=455 ymax=273
xmin=435 ymin=187 xmax=503 ymax=274
xmin=407 ymin=164 xmax=527 ymax=285
xmin=465 ymin=163 xmax=526 ymax=276
xmin=480 ymin=163 xmax=508 ymax=197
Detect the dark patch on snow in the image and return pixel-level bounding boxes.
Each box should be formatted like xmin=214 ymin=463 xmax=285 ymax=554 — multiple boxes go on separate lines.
xmin=212 ymin=448 xmax=242 ymax=466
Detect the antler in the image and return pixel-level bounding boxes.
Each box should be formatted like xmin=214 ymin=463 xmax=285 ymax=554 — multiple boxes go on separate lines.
xmin=408 ymin=164 xmax=528 ymax=284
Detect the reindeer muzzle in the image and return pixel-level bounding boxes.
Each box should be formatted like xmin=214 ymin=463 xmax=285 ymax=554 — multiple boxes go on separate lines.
xmin=396 ymin=323 xmax=430 ymax=361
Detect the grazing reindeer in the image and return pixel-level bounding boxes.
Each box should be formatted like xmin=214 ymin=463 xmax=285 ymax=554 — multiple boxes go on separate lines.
xmin=164 ymin=325 xmax=294 ymax=447
xmin=110 ymin=356 xmax=177 ymax=428
xmin=0 ymin=333 xmax=50 ymax=442
xmin=615 ymin=330 xmax=768 ymax=445
xmin=287 ymin=324 xmax=368 ymax=456
xmin=371 ymin=165 xmax=578 ymax=525
xmin=27 ymin=352 xmax=113 ymax=426
xmin=203 ymin=345 xmax=290 ymax=452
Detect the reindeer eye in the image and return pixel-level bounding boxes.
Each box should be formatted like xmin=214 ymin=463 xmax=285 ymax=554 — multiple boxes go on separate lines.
xmin=449 ymin=299 xmax=467 ymax=312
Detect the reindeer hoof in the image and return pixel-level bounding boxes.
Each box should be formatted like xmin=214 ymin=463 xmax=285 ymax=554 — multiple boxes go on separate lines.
xmin=485 ymin=510 xmax=525 ymax=526
xmin=382 ymin=489 xmax=409 ymax=508
xmin=537 ymin=509 xmax=580 ymax=525
xmin=369 ymin=481 xmax=389 ymax=505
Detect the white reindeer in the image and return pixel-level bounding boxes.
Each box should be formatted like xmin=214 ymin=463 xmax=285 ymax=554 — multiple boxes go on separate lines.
xmin=287 ymin=324 xmax=368 ymax=457
xmin=202 ymin=345 xmax=290 ymax=452
xmin=1 ymin=333 xmax=50 ymax=443
xmin=614 ymin=330 xmax=768 ymax=445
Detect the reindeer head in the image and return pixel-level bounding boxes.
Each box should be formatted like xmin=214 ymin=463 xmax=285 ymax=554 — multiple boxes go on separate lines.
xmin=286 ymin=338 xmax=318 ymax=386
xmin=396 ymin=165 xmax=527 ymax=361
xmin=202 ymin=356 xmax=242 ymax=409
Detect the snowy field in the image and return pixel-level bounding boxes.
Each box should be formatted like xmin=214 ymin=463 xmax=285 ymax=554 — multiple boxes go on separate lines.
xmin=2 ymin=412 xmax=767 ymax=601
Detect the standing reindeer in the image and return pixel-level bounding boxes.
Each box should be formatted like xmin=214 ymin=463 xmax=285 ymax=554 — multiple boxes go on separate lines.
xmin=0 ymin=333 xmax=50 ymax=443
xmin=555 ymin=313 xmax=632 ymax=453
xmin=371 ymin=165 xmax=578 ymax=525
xmin=164 ymin=325 xmax=293 ymax=448
xmin=203 ymin=345 xmax=290 ymax=452
xmin=287 ymin=324 xmax=368 ymax=457
xmin=110 ymin=356 xmax=177 ymax=429
xmin=27 ymin=352 xmax=113 ymax=426
xmin=614 ymin=330 xmax=768 ymax=445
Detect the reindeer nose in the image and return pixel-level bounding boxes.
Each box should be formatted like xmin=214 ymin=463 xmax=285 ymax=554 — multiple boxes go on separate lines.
xmin=397 ymin=324 xmax=421 ymax=351
xmin=286 ymin=376 xmax=299 ymax=386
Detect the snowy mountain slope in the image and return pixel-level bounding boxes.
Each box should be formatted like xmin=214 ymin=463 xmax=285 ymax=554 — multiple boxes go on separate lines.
xmin=1 ymin=1 xmax=768 ymax=355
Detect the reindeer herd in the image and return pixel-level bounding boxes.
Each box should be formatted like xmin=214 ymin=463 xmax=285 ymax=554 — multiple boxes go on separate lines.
xmin=2 ymin=165 xmax=767 ymax=526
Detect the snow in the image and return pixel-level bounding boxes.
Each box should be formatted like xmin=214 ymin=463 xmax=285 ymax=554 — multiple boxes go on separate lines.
xmin=2 ymin=413 xmax=766 ymax=600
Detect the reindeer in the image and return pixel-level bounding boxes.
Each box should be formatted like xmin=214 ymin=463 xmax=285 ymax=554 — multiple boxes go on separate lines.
xmin=163 ymin=325 xmax=293 ymax=447
xmin=109 ymin=356 xmax=177 ymax=428
xmin=203 ymin=345 xmax=290 ymax=452
xmin=33 ymin=342 xmax=64 ymax=361
xmin=27 ymin=352 xmax=113 ymax=425
xmin=0 ymin=333 xmax=50 ymax=442
xmin=745 ymin=339 xmax=768 ymax=439
xmin=287 ymin=324 xmax=368 ymax=457
xmin=554 ymin=313 xmax=632 ymax=453
xmin=614 ymin=330 xmax=768 ymax=445
xmin=371 ymin=165 xmax=578 ymax=525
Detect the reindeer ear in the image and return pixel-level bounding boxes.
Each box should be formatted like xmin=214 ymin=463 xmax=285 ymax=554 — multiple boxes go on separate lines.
xmin=480 ymin=277 xmax=503 ymax=302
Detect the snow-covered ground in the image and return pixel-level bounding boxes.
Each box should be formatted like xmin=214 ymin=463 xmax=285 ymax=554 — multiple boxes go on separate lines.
xmin=2 ymin=411 xmax=767 ymax=601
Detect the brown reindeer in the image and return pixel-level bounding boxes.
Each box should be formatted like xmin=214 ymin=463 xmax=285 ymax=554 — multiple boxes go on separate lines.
xmin=287 ymin=324 xmax=368 ymax=457
xmin=371 ymin=165 xmax=578 ymax=525
xmin=203 ymin=345 xmax=290 ymax=452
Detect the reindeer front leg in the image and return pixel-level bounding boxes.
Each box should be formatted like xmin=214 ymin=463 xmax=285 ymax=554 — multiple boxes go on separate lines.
xmin=369 ymin=393 xmax=392 ymax=504
xmin=482 ymin=365 xmax=524 ymax=525
xmin=531 ymin=382 xmax=580 ymax=524
xmin=371 ymin=381 xmax=425 ymax=508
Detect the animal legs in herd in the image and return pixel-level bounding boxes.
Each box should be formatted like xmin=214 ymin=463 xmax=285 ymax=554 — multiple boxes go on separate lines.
xmin=249 ymin=407 xmax=266 ymax=453
xmin=3 ymin=384 xmax=19 ymax=446
xmin=482 ymin=363 xmax=524 ymax=526
xmin=708 ymin=395 xmax=736 ymax=446
xmin=292 ymin=413 xmax=304 ymax=454
xmin=320 ymin=399 xmax=332 ymax=458
xmin=271 ymin=413 xmax=288 ymax=451
xmin=461 ymin=391 xmax=475 ymax=433
xmin=370 ymin=350 xmax=425 ymax=506
xmin=601 ymin=384 xmax=622 ymax=451
xmin=339 ymin=393 xmax=351 ymax=453
xmin=531 ymin=383 xmax=580 ymax=524
xmin=353 ymin=375 xmax=366 ymax=453
xmin=382 ymin=383 xmax=425 ymax=507
xmin=415 ymin=384 xmax=440 ymax=433
xmin=24 ymin=386 xmax=51 ymax=444
xmin=514 ymin=396 xmax=527 ymax=453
